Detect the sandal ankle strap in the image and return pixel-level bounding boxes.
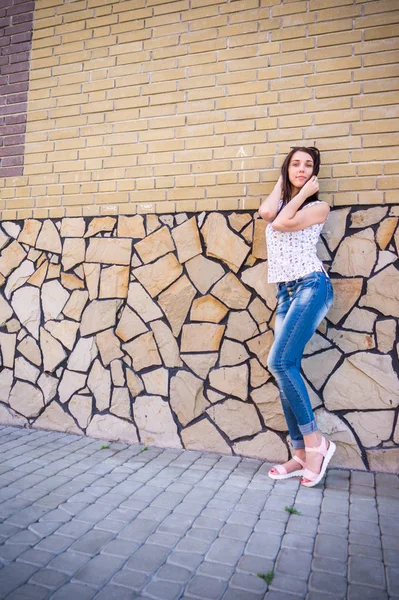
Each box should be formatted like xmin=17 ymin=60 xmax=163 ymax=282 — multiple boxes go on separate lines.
xmin=306 ymin=437 xmax=328 ymax=457
xmin=293 ymin=455 xmax=305 ymax=467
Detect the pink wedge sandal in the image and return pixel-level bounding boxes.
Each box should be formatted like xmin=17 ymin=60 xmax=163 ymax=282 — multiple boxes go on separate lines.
xmin=301 ymin=437 xmax=336 ymax=488
xmin=268 ymin=455 xmax=305 ymax=480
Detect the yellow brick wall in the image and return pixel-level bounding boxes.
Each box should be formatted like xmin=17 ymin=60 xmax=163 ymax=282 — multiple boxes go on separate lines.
xmin=1 ymin=0 xmax=399 ymax=219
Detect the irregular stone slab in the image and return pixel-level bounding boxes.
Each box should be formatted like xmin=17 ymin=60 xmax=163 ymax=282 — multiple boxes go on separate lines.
xmin=376 ymin=217 xmax=398 ymax=250
xmin=375 ymin=249 xmax=397 ymax=273
xmin=304 ymin=332 xmax=332 ymax=356
xmin=96 ymin=328 xmax=124 ymax=366
xmin=366 ymin=448 xmax=399 ymax=474
xmin=146 ymin=214 xmax=161 ymax=234
xmin=202 ymin=213 xmax=250 ymax=272
xmin=88 ymin=359 xmax=111 ymax=411
xmin=181 ymin=418 xmax=231 ymax=454
xmin=175 ymin=213 xmax=188 ymax=225
xmin=181 ymin=353 xmax=218 ymax=379
xmin=171 ymin=217 xmax=202 ymax=264
xmin=87 ymin=414 xmax=138 ymax=443
xmin=63 ymin=290 xmax=89 ymax=321
xmin=170 ymin=370 xmax=208 ymax=427
xmin=211 ymin=273 xmax=251 ymax=309
xmin=327 ymin=328 xmax=374 ymax=353
xmin=41 ymin=280 xmax=70 ymax=321
xmin=123 ymin=331 xmax=162 ymax=372
xmin=324 ymin=352 xmax=399 ymax=411
xmin=58 ymin=370 xmax=87 ymax=404
xmin=134 ymin=395 xmax=181 ymax=448
xmin=80 ymin=299 xmax=122 ymax=336
xmin=0 ymin=332 xmax=16 ymax=368
xmin=376 ymin=319 xmax=396 ymax=353
xmin=62 ymin=238 xmax=86 ymax=272
xmin=83 ymin=263 xmax=100 ymax=300
xmin=99 ymin=265 xmax=129 ymax=299
xmin=37 ymin=373 xmax=58 ymax=404
xmin=45 ymin=320 xmax=79 ymax=351
xmin=110 ymin=360 xmax=125 ymax=386
xmin=85 ymin=217 xmax=116 ymax=238
xmin=27 ymin=261 xmax=48 ymax=288
xmin=34 ymin=400 xmax=81 ymax=434
xmin=0 ymin=294 xmax=13 ymax=326
xmin=0 ymin=403 xmax=27 ymax=427
xmin=6 ymin=318 xmax=20 ymax=333
xmin=316 ymin=237 xmax=331 ymax=261
xmin=69 ymin=394 xmax=92 ymax=429
xmin=342 ymin=307 xmax=377 ymax=332
xmin=190 ymin=295 xmax=228 ymax=324
xmin=241 ymin=221 xmax=253 ymax=243
xmin=61 ymin=272 xmax=84 ymax=291
xmin=86 ymin=238 xmax=132 ymax=265
xmin=250 ymin=358 xmax=270 ymax=388
xmin=251 ymin=382 xmax=286 ymax=431
xmin=321 ymin=208 xmax=350 ymax=252
xmin=68 ymin=336 xmax=98 ymax=373
xmin=0 ymin=368 xmax=13 ymax=403
xmin=228 ymin=212 xmax=252 ymax=232
xmin=241 ymin=262 xmax=276 ymax=310
xmin=5 ymin=260 xmax=34 ymax=299
xmin=315 ymin=408 xmax=364 ymax=470
xmin=117 ymin=215 xmax=145 ymax=238
xmin=142 ymin=368 xmax=168 ymax=396
xmin=220 ymin=339 xmax=249 ymax=366
xmin=158 ymin=275 xmax=196 ymax=336
xmin=233 ymin=431 xmax=288 ymax=462
xmin=115 ymin=306 xmax=148 ymax=342
xmin=246 ymin=330 xmax=274 ymax=368
xmin=9 ymin=380 xmax=44 ymax=418
xmin=61 ymin=217 xmax=86 ymax=238
xmin=181 ymin=323 xmax=225 ymax=353
xmin=36 ymin=220 xmax=62 ymax=254
xmin=350 ymin=206 xmax=388 ymax=228
xmin=209 ymin=364 xmax=248 ymax=400
xmin=41 ymin=328 xmax=67 ymax=373
xmin=346 ymin=410 xmax=395 ymax=448
xmin=151 ymin=320 xmax=182 ymax=368
xmin=359 ymin=265 xmax=399 ymax=318
xmin=208 ymin=399 xmax=261 ymax=440
xmin=185 ymin=254 xmax=225 ymax=295
xmin=0 ymin=240 xmax=27 ymax=277
xmin=127 ymin=282 xmax=163 ymax=323
xmin=302 ymin=348 xmax=341 ymax=391
xmin=327 ymin=278 xmax=363 ymax=325
xmin=126 ymin=368 xmax=144 ymax=398
xmin=252 ymin=218 xmax=267 ymax=259
xmin=0 ymin=228 xmax=9 ymax=251
xmin=47 ymin=263 xmax=61 ymax=280
xmin=226 ymin=310 xmax=259 ymax=342
xmin=133 ymin=253 xmax=183 ymax=297
xmin=3 ymin=222 xmax=20 ymax=238
xmin=110 ymin=387 xmax=131 ymax=420
xmin=134 ymin=226 xmax=175 ymax=264
xmin=207 ymin=390 xmax=224 ymax=403
xmin=331 ymin=228 xmax=376 ymax=277
xmin=12 ymin=286 xmax=41 ymax=339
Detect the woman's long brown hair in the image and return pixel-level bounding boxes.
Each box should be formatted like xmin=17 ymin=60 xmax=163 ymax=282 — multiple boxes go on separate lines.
xmin=280 ymin=146 xmax=321 ymax=208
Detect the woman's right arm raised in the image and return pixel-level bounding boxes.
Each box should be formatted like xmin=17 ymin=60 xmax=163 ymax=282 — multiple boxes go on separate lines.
xmin=258 ymin=175 xmax=282 ymax=223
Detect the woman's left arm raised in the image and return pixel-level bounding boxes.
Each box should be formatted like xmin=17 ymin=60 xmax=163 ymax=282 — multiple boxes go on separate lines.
xmin=271 ymin=176 xmax=330 ymax=232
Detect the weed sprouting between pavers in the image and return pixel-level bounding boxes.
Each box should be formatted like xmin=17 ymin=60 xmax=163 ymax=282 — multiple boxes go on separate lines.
xmin=285 ymin=505 xmax=301 ymax=515
xmin=257 ymin=571 xmax=274 ymax=585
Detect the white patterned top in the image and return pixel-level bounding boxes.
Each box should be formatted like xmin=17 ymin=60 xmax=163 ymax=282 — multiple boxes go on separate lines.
xmin=266 ymin=201 xmax=327 ymax=283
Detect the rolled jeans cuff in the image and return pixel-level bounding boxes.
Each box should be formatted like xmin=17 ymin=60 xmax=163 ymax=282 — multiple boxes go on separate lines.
xmin=298 ymin=419 xmax=318 ymax=436
xmin=291 ymin=439 xmax=305 ymax=449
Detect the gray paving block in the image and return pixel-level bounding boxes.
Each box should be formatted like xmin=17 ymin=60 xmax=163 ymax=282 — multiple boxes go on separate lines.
xmin=144 ymin=579 xmax=183 ymax=600
xmin=110 ymin=568 xmax=148 ymax=590
xmin=156 ymin=563 xmax=193 ymax=583
xmin=321 ymin=496 xmax=349 ymax=515
xmin=236 ymin=554 xmax=274 ymax=576
xmin=308 ymin=572 xmax=347 ymax=598
xmin=197 ymin=561 xmax=233 ymax=580
xmin=185 ymin=574 xmax=227 ymax=599
xmin=349 ymin=543 xmax=383 ymax=560
xmin=0 ymin=542 xmax=31 ymax=562
xmin=285 ymin=515 xmax=318 ymax=537
xmin=72 ymin=504 xmax=113 ymax=524
xmin=176 ymin=535 xmax=211 ymax=554
xmin=117 ymin=518 xmax=158 ymax=542
xmin=384 ymin=548 xmax=399 ymax=568
xmin=50 ymin=583 xmax=96 ymax=600
xmin=245 ymin=533 xmax=281 ymax=560
xmin=348 ymin=556 xmax=386 ymax=588
xmin=349 ymin=504 xmax=379 ymax=523
xmin=254 ymin=519 xmax=286 ymax=537
xmin=35 ymin=534 xmax=73 ymax=554
xmin=93 ymin=518 xmax=126 ymax=534
xmin=56 ymin=520 xmax=92 ymax=539
xmin=386 ymin=567 xmax=399 ymax=597
xmin=167 ymin=551 xmax=203 ymax=571
xmin=138 ymin=506 xmax=171 ymax=522
xmin=314 ymin=534 xmax=348 ymax=561
xmin=276 ymin=548 xmax=312 ymax=579
xmin=281 ymin=532 xmax=315 ymax=552
xmin=146 ymin=532 xmax=181 ymax=549
xmin=312 ymin=556 xmax=347 ymax=575
xmin=347 ymin=584 xmax=388 ymax=600
xmin=47 ymin=551 xmax=90 ymax=575
xmin=93 ymin=584 xmax=137 ymax=600
xmin=349 ymin=519 xmax=380 ymax=536
xmin=269 ymin=571 xmax=308 ymax=596
xmin=125 ymin=544 xmax=169 ymax=573
xmin=173 ymin=502 xmax=204 ymax=518
xmin=230 ymin=572 xmax=267 ymax=594
xmin=350 ymin=471 xmax=375 ymax=487
xmin=221 ymin=589 xmax=264 ymax=600
xmin=72 ymin=554 xmax=125 ymax=587
xmin=206 ymin=538 xmax=245 ymax=566
xmin=3 ymin=584 xmax=50 ymax=600
xmin=0 ymin=562 xmax=37 ymax=599
xmin=158 ymin=514 xmax=194 ymax=535
xmin=29 ymin=568 xmax=68 ymax=590
xmin=382 ymin=533 xmax=399 ymax=551
xmin=69 ymin=530 xmax=113 ymax=555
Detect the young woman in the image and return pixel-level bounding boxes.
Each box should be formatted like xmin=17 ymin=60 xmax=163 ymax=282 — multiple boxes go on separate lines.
xmin=258 ymin=146 xmax=336 ymax=488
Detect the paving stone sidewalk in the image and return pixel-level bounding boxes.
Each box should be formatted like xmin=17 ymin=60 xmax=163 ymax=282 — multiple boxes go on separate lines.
xmin=0 ymin=426 xmax=398 ymax=600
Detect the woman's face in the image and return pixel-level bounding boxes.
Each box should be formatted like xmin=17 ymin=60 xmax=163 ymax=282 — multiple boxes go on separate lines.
xmin=288 ymin=151 xmax=314 ymax=190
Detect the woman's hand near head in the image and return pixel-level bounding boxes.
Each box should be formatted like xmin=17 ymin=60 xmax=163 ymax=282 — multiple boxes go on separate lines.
xmin=299 ymin=175 xmax=319 ymax=200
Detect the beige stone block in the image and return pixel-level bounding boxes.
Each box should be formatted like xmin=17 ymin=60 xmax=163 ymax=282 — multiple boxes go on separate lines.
xmin=86 ymin=238 xmax=132 ymax=265
xmin=123 ymin=331 xmax=162 ymax=372
xmin=181 ymin=418 xmax=231 ymax=455
xmin=80 ymin=299 xmax=122 ymax=336
xmin=252 ymin=218 xmax=267 ymax=260
xmin=86 ymin=414 xmax=138 ymax=444
xmin=37 ymin=373 xmax=58 ymax=405
xmin=241 ymin=261 xmax=277 ymax=310
xmin=0 ymin=241 xmax=26 ymax=277
xmin=69 ymin=394 xmax=92 ymax=429
xmin=345 ymin=410 xmax=395 ymax=448
xmin=83 ymin=263 xmax=100 ymax=300
xmin=209 ymin=364 xmax=248 ymax=401
xmin=15 ymin=356 xmax=39 ymax=384
xmin=322 ymin=208 xmax=350 ymax=252
xmin=61 ymin=273 xmax=85 ymax=291
xmin=63 ymin=290 xmax=89 ymax=321
xmin=85 ymin=217 xmax=116 ymax=238
xmin=375 ymin=250 xmax=397 ymax=273
xmin=115 ymin=306 xmax=148 ymax=342
xmin=331 ymin=228 xmax=376 ymax=277
xmin=6 ymin=318 xmax=20 ymax=333
xmin=207 ymin=390 xmax=224 ymax=403
xmin=11 ymin=286 xmax=41 ymax=340
xmin=190 ymin=294 xmax=228 ymax=324
xmin=110 ymin=387 xmax=131 ymax=421
xmin=18 ymin=219 xmax=42 ymax=247
xmin=246 ymin=330 xmax=274 ymax=368
xmin=170 ymin=370 xmax=208 ymax=426
xmin=327 ymin=328 xmax=374 ymax=353
xmin=58 ymin=369 xmax=87 ymax=404
xmin=61 ymin=218 xmax=86 ymax=238
xmin=304 ymin=332 xmax=332 ymax=356
xmin=134 ymin=395 xmax=181 ymax=449
xmin=376 ymin=217 xmax=398 ymax=250
xmin=376 ymin=319 xmax=396 ymax=353
xmin=302 ymin=348 xmax=341 ymax=391
xmin=211 ymin=273 xmax=251 ymax=309
xmin=328 ymin=278 xmax=363 ymax=325
xmin=181 ymin=353 xmax=218 ymax=379
xmin=9 ymin=380 xmax=44 ymax=418
xmin=233 ymin=431 xmax=288 ymax=462
xmin=88 ymin=358 xmax=111 ymax=411
xmin=146 ymin=214 xmax=161 ymax=234
xmin=342 ymin=307 xmax=377 ymax=332
xmin=96 ymin=328 xmax=124 ymax=367
xmin=36 ymin=220 xmax=62 ymax=254
xmin=219 ymin=339 xmax=249 ymax=366
xmin=158 ymin=275 xmax=196 ymax=336
xmin=171 ymin=217 xmax=202 ymax=263
xmin=134 ymin=253 xmax=183 ymax=298
xmin=0 ymin=332 xmax=16 ymax=368
xmin=359 ymin=264 xmax=399 ymax=318
xmin=350 ymin=206 xmax=387 ymax=228
xmin=228 ymin=212 xmax=252 ymax=232
xmin=143 ymin=368 xmax=168 ymax=396
xmin=181 ymin=323 xmax=225 ymax=353
xmin=250 ymin=358 xmax=270 ymax=388
xmin=118 ymin=215 xmax=146 ymax=238
xmin=110 ymin=360 xmax=125 ymax=387
xmin=241 ymin=222 xmax=253 ymax=244
xmin=0 ymin=403 xmax=27 ymax=428
xmin=315 ymin=408 xmax=364 ymax=470
xmin=41 ymin=327 xmax=67 ymax=373
xmin=0 ymin=294 xmax=13 ymax=326
xmin=366 ymin=448 xmax=399 ymax=474
xmin=134 ymin=226 xmax=175 ymax=264
xmin=27 ymin=261 xmax=48 ymax=288
xmin=17 ymin=336 xmax=42 ymax=366
xmin=126 ymin=368 xmax=144 ymax=398
xmin=99 ymin=265 xmax=129 ymax=299
xmin=45 ymin=320 xmax=79 ymax=351
xmin=47 ymin=264 xmax=61 ymax=280
xmin=127 ymin=282 xmax=163 ymax=322
xmin=0 ymin=229 xmax=9 ymax=252
xmin=185 ymin=254 xmax=225 ymax=295
xmin=226 ymin=310 xmax=259 ymax=342
xmin=251 ymin=382 xmax=286 ymax=431
xmin=68 ymin=336 xmax=98 ymax=373
xmin=207 ymin=398 xmax=261 ymax=440
xmin=62 ymin=238 xmax=86 ymax=272
xmin=202 ymin=213 xmax=250 ymax=272
xmin=151 ymin=319 xmax=182 ymax=368
xmin=5 ymin=260 xmax=34 ymax=299
xmin=33 ymin=401 xmax=81 ymax=435
xmin=41 ymin=280 xmax=70 ymax=321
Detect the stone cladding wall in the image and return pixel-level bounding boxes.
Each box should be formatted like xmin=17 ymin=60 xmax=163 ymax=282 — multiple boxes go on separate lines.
xmin=0 ymin=206 xmax=397 ymax=472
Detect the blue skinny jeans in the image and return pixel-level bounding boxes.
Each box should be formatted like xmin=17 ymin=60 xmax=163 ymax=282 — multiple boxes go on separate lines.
xmin=267 ymin=270 xmax=334 ymax=450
